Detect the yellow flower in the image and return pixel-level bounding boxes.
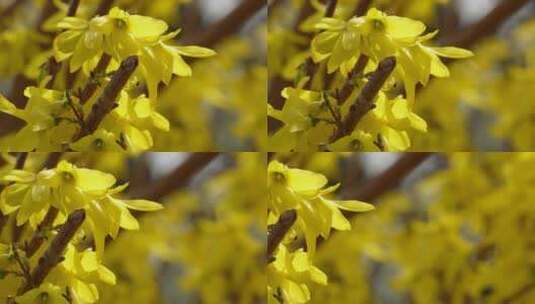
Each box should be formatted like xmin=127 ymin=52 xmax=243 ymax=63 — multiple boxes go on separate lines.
xmin=268 ymin=160 xmax=374 ymax=254
xmin=53 ymin=7 xmax=215 ymax=101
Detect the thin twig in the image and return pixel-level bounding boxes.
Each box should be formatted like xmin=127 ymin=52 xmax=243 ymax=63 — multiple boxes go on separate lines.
xmin=66 ymin=0 xmax=80 ymax=17
xmin=65 ymin=91 xmax=86 ymax=130
xmin=15 ymin=153 xmax=28 ymax=170
xmin=0 ymin=215 xmax=7 ymax=237
xmin=78 ymin=54 xmax=112 ymax=105
xmin=24 ymin=207 xmax=60 ymax=258
xmin=353 ymin=0 xmax=372 ymax=16
xmin=18 ymin=209 xmax=86 ymax=295
xmin=12 ymin=245 xmax=32 ymax=284
xmin=95 ymin=0 xmax=115 ymax=16
xmin=267 ymin=210 xmax=297 ymax=259
xmin=325 ymin=0 xmax=338 ymax=18
xmin=42 ymin=153 xmax=63 ymax=170
xmin=336 ymin=55 xmax=369 ymax=105
xmin=323 ymin=92 xmax=343 ymax=130
xmin=332 ymin=57 xmax=396 ymax=141
xmin=131 ymin=153 xmax=220 ymax=201
xmin=74 ymin=56 xmax=139 ymax=141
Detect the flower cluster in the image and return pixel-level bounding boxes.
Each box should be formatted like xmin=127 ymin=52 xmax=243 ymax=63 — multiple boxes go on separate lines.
xmin=0 ymin=159 xmax=162 ymax=302
xmin=268 ymin=160 xmax=374 ymax=303
xmin=269 ymin=7 xmax=472 ymax=151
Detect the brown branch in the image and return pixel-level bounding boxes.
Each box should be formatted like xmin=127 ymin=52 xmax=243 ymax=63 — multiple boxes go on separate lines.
xmin=24 ymin=207 xmax=60 ymax=258
xmin=15 ymin=153 xmax=28 ymax=170
xmin=18 ymin=209 xmax=86 ymax=295
xmin=186 ymin=0 xmax=265 ymax=48
xmin=332 ymin=57 xmax=396 ymax=141
xmin=44 ymin=57 xmax=62 ymax=90
xmin=337 ymin=55 xmax=369 ymax=105
xmin=341 ymin=153 xmax=432 ymax=202
xmin=442 ymin=0 xmax=531 ymax=48
xmin=353 ymin=0 xmax=372 ymax=16
xmin=325 ymin=0 xmax=338 ymax=18
xmin=0 ymin=215 xmax=7 ymax=237
xmin=41 ymin=152 xmax=63 ymax=170
xmin=95 ymin=0 xmax=115 ymax=16
xmin=74 ymin=56 xmax=138 ymax=141
xmin=66 ymin=0 xmax=80 ymax=17
xmin=78 ymin=54 xmax=112 ymax=105
xmin=130 ymin=153 xmax=220 ymax=201
xmin=267 ymin=209 xmax=297 ymax=259
xmin=12 ymin=245 xmax=32 ymax=283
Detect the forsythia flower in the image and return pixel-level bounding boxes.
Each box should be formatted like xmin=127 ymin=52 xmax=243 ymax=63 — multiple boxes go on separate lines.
xmin=311 ymin=8 xmax=473 ymax=103
xmin=0 ymin=89 xmax=169 ymax=152
xmin=15 ymin=283 xmax=67 ymax=304
xmin=0 ymin=87 xmax=79 ymax=151
xmin=72 ymin=93 xmax=170 ymax=152
xmin=268 ymin=160 xmax=374 ymax=254
xmin=54 ymin=7 xmax=215 ymax=101
xmin=0 ymin=160 xmax=163 ymax=255
xmin=329 ymin=93 xmax=427 ymax=151
xmin=267 ymin=245 xmax=327 ymax=304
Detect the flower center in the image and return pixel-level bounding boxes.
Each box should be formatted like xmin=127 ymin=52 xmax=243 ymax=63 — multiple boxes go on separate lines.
xmin=114 ymin=18 xmax=127 ymax=29
xmin=271 ymin=172 xmax=286 ymax=184
xmin=39 ymin=292 xmax=49 ymax=304
xmin=61 ymin=172 xmax=75 ymax=183
xmin=371 ymin=19 xmax=385 ymax=31
xmin=93 ymin=138 xmax=104 ymax=150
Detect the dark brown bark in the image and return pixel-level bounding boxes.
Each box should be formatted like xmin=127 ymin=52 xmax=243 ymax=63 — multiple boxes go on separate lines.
xmin=332 ymin=57 xmax=396 ymax=141
xmin=18 ymin=209 xmax=86 ymax=295
xmin=95 ymin=0 xmax=115 ymax=16
xmin=78 ymin=54 xmax=112 ymax=105
xmin=74 ymin=56 xmax=139 ymax=141
xmin=267 ymin=209 xmax=297 ymax=259
xmin=24 ymin=207 xmax=60 ymax=258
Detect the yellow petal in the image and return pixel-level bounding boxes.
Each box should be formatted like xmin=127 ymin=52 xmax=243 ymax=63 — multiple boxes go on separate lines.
xmin=176 ymin=46 xmax=216 ymax=58
xmin=432 ymin=46 xmax=474 ymax=58
xmin=287 ymin=168 xmax=328 ymax=195
xmin=76 ymin=168 xmax=116 ymax=192
xmin=386 ymin=16 xmax=426 ymax=39
xmin=128 ymin=15 xmax=168 ymax=41
xmin=335 ymin=200 xmax=375 ymax=212
xmin=121 ymin=199 xmax=163 ymax=211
